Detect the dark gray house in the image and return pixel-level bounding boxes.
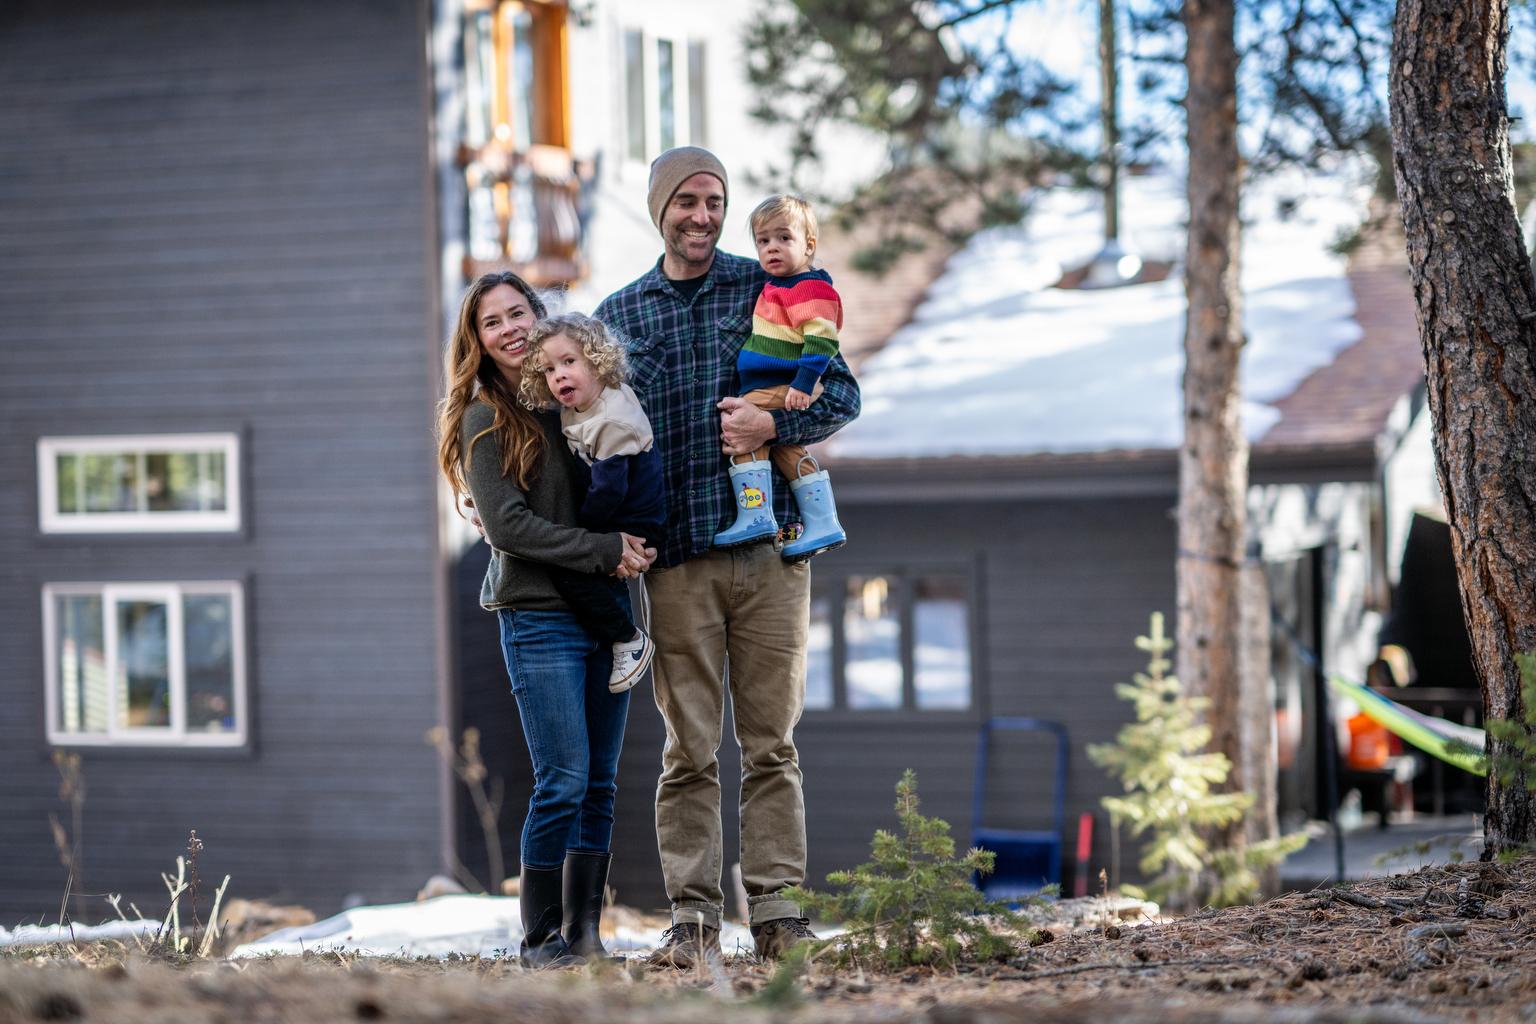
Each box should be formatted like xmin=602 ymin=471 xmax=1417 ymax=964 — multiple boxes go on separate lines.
xmin=0 ymin=0 xmax=450 ymax=922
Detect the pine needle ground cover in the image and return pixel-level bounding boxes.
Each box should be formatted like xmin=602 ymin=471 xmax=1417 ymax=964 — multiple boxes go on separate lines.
xmin=4 ymin=856 xmax=1535 ymax=1022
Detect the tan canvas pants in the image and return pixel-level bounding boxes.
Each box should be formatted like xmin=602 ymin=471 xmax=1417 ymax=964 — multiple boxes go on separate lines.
xmin=741 ymin=382 xmax=825 ymax=480
xmin=645 ymin=542 xmax=809 ymax=928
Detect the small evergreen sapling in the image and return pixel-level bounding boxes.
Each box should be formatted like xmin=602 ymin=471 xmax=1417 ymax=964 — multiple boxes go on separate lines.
xmin=791 ymin=770 xmax=1029 ymax=969
xmin=1088 ymin=613 xmax=1304 ymax=910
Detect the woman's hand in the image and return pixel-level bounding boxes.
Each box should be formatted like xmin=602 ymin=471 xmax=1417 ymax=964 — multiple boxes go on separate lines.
xmin=614 ymin=533 xmax=657 ymax=578
xmin=463 ymin=496 xmax=489 ymax=541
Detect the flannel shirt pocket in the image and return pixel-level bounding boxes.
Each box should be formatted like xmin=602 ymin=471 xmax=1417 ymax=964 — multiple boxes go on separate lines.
xmin=626 ymin=334 xmax=668 ymax=391
xmin=717 ymin=313 xmax=753 ymax=362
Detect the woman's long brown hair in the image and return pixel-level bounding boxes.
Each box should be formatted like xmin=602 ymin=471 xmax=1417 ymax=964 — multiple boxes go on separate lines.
xmin=435 ymin=272 xmax=550 ymax=499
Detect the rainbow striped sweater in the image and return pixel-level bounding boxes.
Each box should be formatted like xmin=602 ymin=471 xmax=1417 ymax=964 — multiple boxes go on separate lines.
xmin=738 ymin=268 xmax=843 ymax=396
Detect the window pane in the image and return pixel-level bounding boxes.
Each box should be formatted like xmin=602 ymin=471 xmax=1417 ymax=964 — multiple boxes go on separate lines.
xmin=624 ymin=30 xmax=646 ymax=160
xmin=184 ymin=594 xmax=236 ymax=733
xmin=204 ymin=451 xmax=228 ymax=512
xmin=146 ymin=452 xmax=205 ymax=512
xmin=117 ymin=599 xmax=170 ymax=729
xmin=48 ymin=443 xmax=233 ymax=524
xmin=55 ymin=595 xmax=107 ymax=734
xmin=506 ymin=6 xmax=535 ymax=148
xmin=56 ymin=454 xmax=80 ymax=514
xmin=465 ymin=9 xmax=496 ymax=148
xmin=467 ymin=178 xmax=502 ymax=261
xmin=166 ymin=452 xmax=201 ymax=511
xmin=83 ymin=453 xmax=137 ymax=513
xmin=845 ymin=576 xmax=901 ymax=709
xmin=656 ymin=39 xmax=675 ymax=152
xmin=805 ymin=595 xmax=833 ymax=710
xmin=509 ymin=164 xmax=538 ymax=263
xmin=914 ymin=577 xmax=971 ymax=709
xmin=145 ymin=453 xmax=171 ymax=511
xmin=688 ymin=41 xmax=707 ymax=146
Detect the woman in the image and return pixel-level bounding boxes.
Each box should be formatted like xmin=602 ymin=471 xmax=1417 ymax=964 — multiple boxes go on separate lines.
xmin=436 ymin=272 xmax=653 ymax=967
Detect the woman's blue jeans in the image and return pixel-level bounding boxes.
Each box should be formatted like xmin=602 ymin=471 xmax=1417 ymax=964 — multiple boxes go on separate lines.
xmin=497 ymin=607 xmax=631 ymax=869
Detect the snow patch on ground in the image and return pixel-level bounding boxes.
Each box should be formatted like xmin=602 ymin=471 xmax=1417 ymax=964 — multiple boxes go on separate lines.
xmin=0 ymin=918 xmax=159 ymax=948
xmin=227 ymin=895 xmax=757 ymax=960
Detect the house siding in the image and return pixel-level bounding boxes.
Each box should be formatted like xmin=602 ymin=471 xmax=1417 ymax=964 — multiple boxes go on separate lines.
xmin=813 ymin=497 xmax=1176 ymax=894
xmin=0 ymin=0 xmax=443 ymax=920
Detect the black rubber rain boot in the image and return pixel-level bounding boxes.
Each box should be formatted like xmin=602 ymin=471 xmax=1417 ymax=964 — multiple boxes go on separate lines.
xmin=519 ymin=864 xmax=583 ymax=968
xmin=562 ymin=850 xmax=619 ymax=960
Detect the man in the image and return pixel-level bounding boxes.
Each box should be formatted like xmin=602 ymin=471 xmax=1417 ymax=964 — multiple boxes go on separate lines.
xmin=594 ymin=147 xmax=860 ymax=965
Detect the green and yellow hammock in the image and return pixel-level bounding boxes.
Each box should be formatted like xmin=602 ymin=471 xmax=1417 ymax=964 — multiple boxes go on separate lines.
xmin=1328 ymin=676 xmax=1486 ymax=776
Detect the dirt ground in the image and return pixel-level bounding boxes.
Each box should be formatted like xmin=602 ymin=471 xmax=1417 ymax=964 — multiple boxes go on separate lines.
xmin=3 ymin=857 xmax=1534 ymax=1024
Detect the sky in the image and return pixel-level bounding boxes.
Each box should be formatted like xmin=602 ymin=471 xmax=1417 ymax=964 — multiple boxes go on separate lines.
xmin=968 ymin=0 xmax=1536 ymax=149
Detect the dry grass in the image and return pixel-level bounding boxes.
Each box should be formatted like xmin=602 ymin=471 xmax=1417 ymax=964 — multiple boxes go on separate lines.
xmin=2 ymin=857 xmax=1534 ymax=1023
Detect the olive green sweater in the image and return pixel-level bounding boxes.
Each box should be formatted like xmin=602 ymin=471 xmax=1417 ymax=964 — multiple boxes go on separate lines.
xmin=462 ymin=401 xmax=626 ymax=611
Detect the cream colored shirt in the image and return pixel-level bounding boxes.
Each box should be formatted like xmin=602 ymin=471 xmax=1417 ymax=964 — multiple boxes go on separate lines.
xmin=560 ymin=383 xmax=655 ymax=465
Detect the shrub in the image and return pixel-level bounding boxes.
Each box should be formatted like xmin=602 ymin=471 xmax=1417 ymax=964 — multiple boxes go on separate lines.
xmin=791 ymin=770 xmax=1034 ymax=969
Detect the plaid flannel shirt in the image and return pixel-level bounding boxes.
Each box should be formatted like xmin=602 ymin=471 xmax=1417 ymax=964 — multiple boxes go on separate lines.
xmin=594 ymin=250 xmax=861 ymax=570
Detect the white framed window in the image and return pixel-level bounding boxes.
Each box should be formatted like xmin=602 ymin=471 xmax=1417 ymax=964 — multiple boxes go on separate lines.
xmin=622 ymin=29 xmax=708 ymax=163
xmin=43 ymin=582 xmax=248 ymax=748
xmin=38 ymin=434 xmax=240 ymax=533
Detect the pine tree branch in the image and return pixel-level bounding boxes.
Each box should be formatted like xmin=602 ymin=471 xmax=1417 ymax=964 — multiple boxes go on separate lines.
xmin=935 ymin=0 xmax=1020 ymax=30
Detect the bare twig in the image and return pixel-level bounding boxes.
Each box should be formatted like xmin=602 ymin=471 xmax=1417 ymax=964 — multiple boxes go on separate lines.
xmin=427 ymin=726 xmax=506 ymax=893
xmin=1011 ymin=955 xmax=1269 ymax=981
xmin=198 ymin=875 xmax=232 ymax=957
xmin=1329 ymin=889 xmax=1385 ymax=909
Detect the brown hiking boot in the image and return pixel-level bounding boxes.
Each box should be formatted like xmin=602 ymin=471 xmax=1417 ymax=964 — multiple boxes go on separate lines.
xmin=751 ymin=917 xmax=816 ymax=961
xmin=645 ymin=921 xmax=721 ymax=968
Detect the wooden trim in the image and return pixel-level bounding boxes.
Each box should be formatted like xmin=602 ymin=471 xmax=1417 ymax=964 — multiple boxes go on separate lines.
xmin=548 ymin=8 xmax=569 ymax=147
xmin=491 ymin=2 xmax=509 ymax=131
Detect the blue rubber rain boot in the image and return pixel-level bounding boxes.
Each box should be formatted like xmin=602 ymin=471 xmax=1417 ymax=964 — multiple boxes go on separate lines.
xmin=781 ymin=464 xmax=847 ymax=563
xmin=712 ymin=459 xmax=780 ymax=548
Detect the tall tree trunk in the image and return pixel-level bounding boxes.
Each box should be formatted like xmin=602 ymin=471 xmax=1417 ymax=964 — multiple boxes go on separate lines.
xmin=1390 ymin=0 xmax=1536 ymax=854
xmin=1099 ymin=0 xmax=1121 ymax=244
xmin=1179 ymin=0 xmax=1247 ymax=845
xmin=1240 ymin=562 xmax=1280 ymax=894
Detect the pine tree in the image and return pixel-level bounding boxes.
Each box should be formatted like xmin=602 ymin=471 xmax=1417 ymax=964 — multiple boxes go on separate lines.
xmin=1088 ymin=613 xmax=1304 ymax=910
xmin=1390 ymin=0 xmax=1536 ymax=853
xmin=792 ymin=770 xmax=1032 ymax=969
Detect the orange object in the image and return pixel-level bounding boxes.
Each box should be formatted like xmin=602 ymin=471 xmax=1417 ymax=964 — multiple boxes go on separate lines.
xmin=1346 ymin=712 xmax=1391 ymax=769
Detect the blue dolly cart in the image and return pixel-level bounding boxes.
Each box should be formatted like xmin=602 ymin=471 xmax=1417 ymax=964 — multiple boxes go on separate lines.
xmin=970 ymin=717 xmax=1068 ymax=899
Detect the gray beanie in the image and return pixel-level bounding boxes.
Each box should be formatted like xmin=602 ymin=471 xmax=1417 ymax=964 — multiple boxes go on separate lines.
xmin=647 ymin=146 xmax=728 ymax=230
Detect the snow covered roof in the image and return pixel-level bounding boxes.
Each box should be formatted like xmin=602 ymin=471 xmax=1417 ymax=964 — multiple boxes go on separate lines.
xmin=826 ymin=166 xmax=1393 ymax=462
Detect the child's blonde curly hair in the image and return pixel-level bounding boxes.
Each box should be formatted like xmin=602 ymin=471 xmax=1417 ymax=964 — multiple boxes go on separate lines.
xmin=519 ymin=313 xmax=630 ymax=408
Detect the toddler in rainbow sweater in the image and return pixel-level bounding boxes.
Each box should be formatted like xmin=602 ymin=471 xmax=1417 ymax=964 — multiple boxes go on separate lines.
xmin=712 ymin=194 xmax=848 ymax=562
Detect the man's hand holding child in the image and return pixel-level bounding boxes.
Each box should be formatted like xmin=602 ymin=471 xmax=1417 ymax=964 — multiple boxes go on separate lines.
xmin=717 ymin=395 xmax=776 ymax=456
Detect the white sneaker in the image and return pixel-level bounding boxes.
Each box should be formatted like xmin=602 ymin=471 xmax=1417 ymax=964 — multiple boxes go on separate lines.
xmin=609 ymin=629 xmax=655 ymax=693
